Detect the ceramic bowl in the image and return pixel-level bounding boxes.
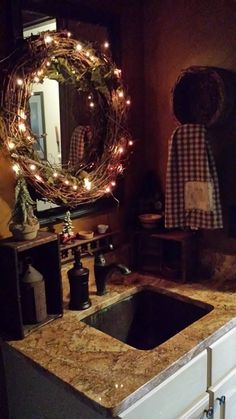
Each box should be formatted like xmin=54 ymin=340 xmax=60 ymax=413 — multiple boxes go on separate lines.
xmin=138 ymin=213 xmax=162 ymax=229
xmin=78 ymin=230 xmax=94 ymax=240
xmin=97 ymin=224 xmax=109 ymax=234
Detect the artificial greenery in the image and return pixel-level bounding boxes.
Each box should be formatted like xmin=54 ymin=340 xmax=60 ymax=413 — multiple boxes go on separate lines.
xmin=10 ymin=177 xmax=38 ymax=225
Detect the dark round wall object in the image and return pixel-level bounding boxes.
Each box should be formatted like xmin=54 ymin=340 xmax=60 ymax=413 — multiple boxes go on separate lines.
xmin=172 ymin=66 xmax=236 ymax=127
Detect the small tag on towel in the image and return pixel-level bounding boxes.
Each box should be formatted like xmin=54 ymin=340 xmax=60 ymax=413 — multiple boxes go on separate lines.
xmin=185 ymin=181 xmax=213 ymax=211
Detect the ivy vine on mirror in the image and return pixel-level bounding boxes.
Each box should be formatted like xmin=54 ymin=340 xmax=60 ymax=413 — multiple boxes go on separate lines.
xmin=0 ymin=30 xmax=133 ymax=206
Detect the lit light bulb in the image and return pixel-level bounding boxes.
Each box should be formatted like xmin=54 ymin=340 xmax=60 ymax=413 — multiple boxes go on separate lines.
xmin=76 ymin=43 xmax=82 ymax=51
xmin=17 ymin=78 xmax=23 ymax=86
xmin=18 ymin=122 xmax=26 ymax=132
xmin=118 ymin=90 xmax=124 ymax=98
xmin=19 ymin=110 xmax=26 ymax=120
xmin=44 ymin=35 xmax=53 ymax=44
xmin=88 ymin=95 xmax=92 ymax=100
xmin=37 ymin=69 xmax=43 ymax=76
xmin=86 ymin=51 xmax=90 ymax=58
xmin=126 ymin=99 xmax=131 ymax=105
xmin=118 ymin=146 xmax=124 ymax=154
xmin=128 ymin=140 xmax=134 ymax=146
xmin=90 ymin=56 xmax=95 ymax=62
xmin=67 ymin=31 xmax=71 ymax=38
xmin=46 ymin=61 xmax=51 ymax=66
xmin=72 ymin=185 xmax=78 ymax=190
xmin=12 ymin=164 xmax=20 ymax=174
xmin=53 ymin=172 xmax=58 ymax=178
xmin=103 ymin=41 xmax=109 ymax=49
xmin=35 ymin=174 xmax=42 ymax=182
xmin=89 ymin=102 xmax=95 ymax=108
xmin=105 ymin=186 xmax=111 ymax=193
xmin=64 ymin=180 xmax=69 ymax=185
xmin=8 ymin=142 xmax=15 ymax=150
xmin=114 ymin=68 xmax=122 ymax=77
xmin=29 ymin=164 xmax=36 ymax=171
xmin=111 ymin=181 xmax=116 ymax=187
xmin=34 ymin=76 xmax=40 ymax=83
xmin=84 ymin=177 xmax=91 ymax=190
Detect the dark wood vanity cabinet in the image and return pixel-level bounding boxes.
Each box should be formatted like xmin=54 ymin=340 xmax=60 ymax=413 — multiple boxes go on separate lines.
xmin=0 ymin=232 xmax=63 ymax=340
xmin=133 ymin=230 xmax=198 ymax=283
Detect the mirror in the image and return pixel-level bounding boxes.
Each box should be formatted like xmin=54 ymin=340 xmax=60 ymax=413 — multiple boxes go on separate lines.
xmin=0 ymin=23 xmax=132 ymax=211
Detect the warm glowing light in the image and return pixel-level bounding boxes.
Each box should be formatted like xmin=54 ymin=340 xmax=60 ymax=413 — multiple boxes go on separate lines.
xmin=111 ymin=181 xmax=116 ymax=187
xmin=12 ymin=164 xmax=20 ymax=174
xmin=114 ymin=68 xmax=122 ymax=77
xmin=105 ymin=186 xmax=111 ymax=193
xmin=17 ymin=78 xmax=23 ymax=86
xmin=90 ymin=56 xmax=95 ymax=62
xmin=29 ymin=164 xmax=36 ymax=171
xmin=89 ymin=102 xmax=95 ymax=108
xmin=88 ymin=95 xmax=92 ymax=100
xmin=118 ymin=146 xmax=124 ymax=154
xmin=118 ymin=90 xmax=124 ymax=98
xmin=64 ymin=180 xmax=69 ymax=185
xmin=34 ymin=76 xmax=40 ymax=83
xmin=126 ymin=99 xmax=131 ymax=105
xmin=104 ymin=41 xmax=109 ymax=49
xmin=46 ymin=61 xmax=51 ymax=66
xmin=72 ymin=185 xmax=78 ymax=190
xmin=67 ymin=32 xmax=71 ymax=38
xmin=53 ymin=172 xmax=58 ymax=178
xmin=118 ymin=164 xmax=123 ymax=173
xmin=19 ymin=110 xmax=26 ymax=120
xmin=8 ymin=141 xmax=15 ymax=150
xmin=84 ymin=178 xmax=91 ymax=190
xmin=35 ymin=174 xmax=42 ymax=182
xmin=27 ymin=135 xmax=31 ymax=141
xmin=128 ymin=140 xmax=134 ymax=146
xmin=44 ymin=35 xmax=53 ymax=44
xmin=86 ymin=51 xmax=91 ymax=58
xmin=37 ymin=70 xmax=43 ymax=76
xmin=76 ymin=43 xmax=82 ymax=51
xmin=18 ymin=122 xmax=26 ymax=132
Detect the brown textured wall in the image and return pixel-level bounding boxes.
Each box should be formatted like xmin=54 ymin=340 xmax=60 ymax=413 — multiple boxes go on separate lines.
xmin=143 ymin=0 xmax=236 ymax=254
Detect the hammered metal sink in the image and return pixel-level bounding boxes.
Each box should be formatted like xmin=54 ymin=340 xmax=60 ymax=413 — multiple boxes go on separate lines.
xmin=82 ymin=289 xmax=213 ymax=350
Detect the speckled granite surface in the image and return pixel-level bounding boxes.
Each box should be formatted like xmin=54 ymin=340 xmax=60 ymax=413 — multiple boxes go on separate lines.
xmin=8 ymin=267 xmax=236 ymax=416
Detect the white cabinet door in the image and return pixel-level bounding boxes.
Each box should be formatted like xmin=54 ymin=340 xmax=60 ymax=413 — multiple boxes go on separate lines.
xmin=118 ymin=351 xmax=207 ymax=419
xmin=208 ymin=328 xmax=236 ymax=387
xmin=179 ymin=394 xmax=209 ymax=419
xmin=208 ymin=367 xmax=236 ymax=419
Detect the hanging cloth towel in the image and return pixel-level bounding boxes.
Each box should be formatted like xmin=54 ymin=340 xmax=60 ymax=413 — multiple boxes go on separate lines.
xmin=69 ymin=125 xmax=92 ymax=166
xmin=165 ymin=124 xmax=223 ymax=229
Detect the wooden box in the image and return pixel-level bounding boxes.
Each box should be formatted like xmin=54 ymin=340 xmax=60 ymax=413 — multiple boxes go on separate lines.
xmin=133 ymin=230 xmax=198 ymax=282
xmin=0 ymin=231 xmax=63 ymax=340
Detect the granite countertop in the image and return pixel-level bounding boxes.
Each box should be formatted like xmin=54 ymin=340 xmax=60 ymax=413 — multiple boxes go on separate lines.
xmin=8 ymin=267 xmax=236 ymax=417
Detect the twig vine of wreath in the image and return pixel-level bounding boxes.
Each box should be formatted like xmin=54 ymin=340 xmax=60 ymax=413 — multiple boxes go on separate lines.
xmin=0 ymin=31 xmax=133 ymax=206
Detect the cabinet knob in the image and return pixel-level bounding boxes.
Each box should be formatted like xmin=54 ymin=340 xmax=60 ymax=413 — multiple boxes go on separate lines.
xmin=204 ymin=407 xmax=214 ymax=417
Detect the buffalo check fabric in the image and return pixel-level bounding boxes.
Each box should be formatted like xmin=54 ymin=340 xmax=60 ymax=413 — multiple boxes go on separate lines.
xmin=165 ymin=124 xmax=223 ymax=229
xmin=69 ymin=125 xmax=92 ymax=166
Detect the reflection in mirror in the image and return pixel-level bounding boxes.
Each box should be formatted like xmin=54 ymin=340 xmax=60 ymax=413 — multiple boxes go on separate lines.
xmin=1 ymin=21 xmax=132 ymax=212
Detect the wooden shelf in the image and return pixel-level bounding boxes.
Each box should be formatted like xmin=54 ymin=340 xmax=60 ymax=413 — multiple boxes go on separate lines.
xmin=60 ymin=230 xmax=120 ymax=264
xmin=0 ymin=232 xmax=63 ymax=340
xmin=133 ymin=229 xmax=198 ymax=282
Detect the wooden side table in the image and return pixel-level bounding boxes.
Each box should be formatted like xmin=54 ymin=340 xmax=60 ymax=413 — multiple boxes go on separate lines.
xmin=0 ymin=231 xmax=63 ymax=340
xmin=133 ymin=229 xmax=198 ymax=282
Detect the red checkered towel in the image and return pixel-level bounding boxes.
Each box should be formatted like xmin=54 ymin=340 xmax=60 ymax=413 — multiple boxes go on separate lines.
xmin=165 ymin=124 xmax=223 ymax=229
xmin=69 ymin=125 xmax=92 ymax=166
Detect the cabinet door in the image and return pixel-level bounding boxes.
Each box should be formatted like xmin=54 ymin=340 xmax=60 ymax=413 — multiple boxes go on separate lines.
xmin=208 ymin=327 xmax=236 ymax=386
xmin=208 ymin=367 xmax=236 ymax=419
xmin=118 ymin=351 xmax=207 ymax=419
xmin=179 ymin=394 xmax=209 ymax=419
